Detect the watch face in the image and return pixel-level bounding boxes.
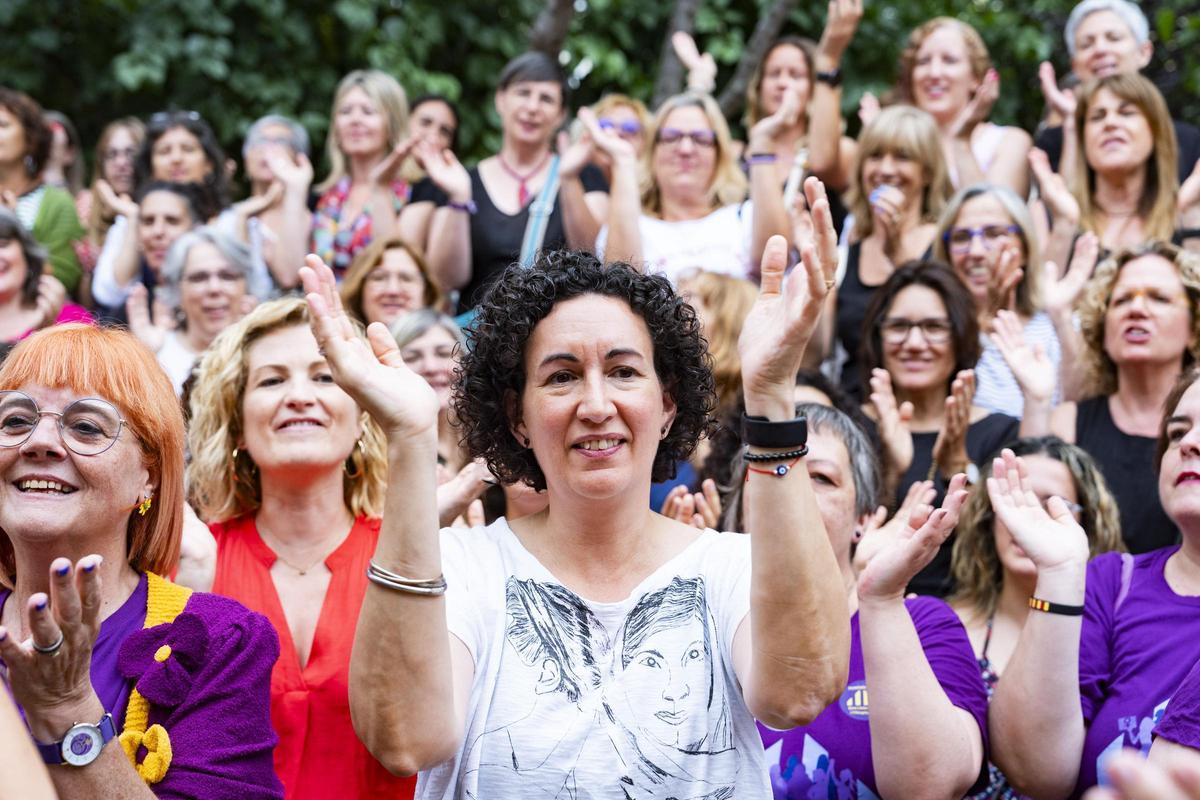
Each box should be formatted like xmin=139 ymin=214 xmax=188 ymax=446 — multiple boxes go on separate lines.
xmin=61 ymin=724 xmax=103 ymax=766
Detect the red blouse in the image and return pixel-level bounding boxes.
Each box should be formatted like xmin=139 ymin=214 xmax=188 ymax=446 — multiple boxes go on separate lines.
xmin=210 ymin=515 xmax=416 ymax=800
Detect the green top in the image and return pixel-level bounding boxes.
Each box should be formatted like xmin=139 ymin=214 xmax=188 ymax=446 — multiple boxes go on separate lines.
xmin=31 ymin=185 xmax=86 ymax=297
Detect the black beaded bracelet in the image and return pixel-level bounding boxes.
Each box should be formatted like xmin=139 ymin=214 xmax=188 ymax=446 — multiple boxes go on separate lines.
xmin=743 ymin=446 xmax=809 ymax=462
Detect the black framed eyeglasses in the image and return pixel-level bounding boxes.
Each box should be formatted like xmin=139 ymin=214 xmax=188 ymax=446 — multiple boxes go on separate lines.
xmin=879 ymin=318 xmax=954 ymax=345
xmin=0 ymin=391 xmax=127 ymax=456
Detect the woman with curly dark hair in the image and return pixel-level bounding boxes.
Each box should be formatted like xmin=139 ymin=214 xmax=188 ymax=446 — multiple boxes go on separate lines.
xmin=300 ymin=179 xmax=857 ymax=797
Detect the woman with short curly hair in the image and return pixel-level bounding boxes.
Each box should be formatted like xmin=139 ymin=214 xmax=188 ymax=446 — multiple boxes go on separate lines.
xmin=1015 ymin=241 xmax=1200 ymax=555
xmin=302 ymin=181 xmax=855 ymax=797
xmin=179 ymin=297 xmax=415 ymax=800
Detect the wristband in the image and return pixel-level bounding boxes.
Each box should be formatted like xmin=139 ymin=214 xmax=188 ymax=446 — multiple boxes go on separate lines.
xmin=447 ymin=200 xmax=477 ymax=215
xmin=815 ymin=69 xmax=842 ymax=87
xmin=1178 ymin=227 xmax=1200 ymax=240
xmin=746 ymin=153 xmax=778 ymax=166
xmin=1028 ymin=596 xmax=1085 ymax=616
xmin=741 ymin=412 xmax=807 ymax=450
xmin=742 ymin=446 xmax=809 ymax=463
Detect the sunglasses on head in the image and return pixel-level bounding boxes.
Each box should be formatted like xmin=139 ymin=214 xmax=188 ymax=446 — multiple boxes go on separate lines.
xmin=147 ymin=110 xmax=204 ymax=133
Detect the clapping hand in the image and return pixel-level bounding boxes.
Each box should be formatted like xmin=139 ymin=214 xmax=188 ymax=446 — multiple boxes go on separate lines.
xmin=932 ymin=369 xmax=975 ymax=478
xmin=738 ymin=178 xmax=838 ymax=415
xmin=1085 ymin=749 xmax=1200 ymax=800
xmin=1042 ymin=232 xmax=1097 ymax=319
xmin=578 ymin=107 xmax=637 ymax=165
xmin=300 ymin=255 xmax=439 ymax=440
xmin=858 ymin=92 xmax=882 ymax=127
xmin=369 ymin=135 xmax=419 ymax=189
xmin=986 ymin=244 xmax=1024 ymax=321
xmin=415 ymin=139 xmax=472 ymax=204
xmin=857 ymin=475 xmax=969 ymax=602
xmin=991 ymin=309 xmax=1056 ymax=405
xmin=748 ymin=81 xmax=803 ymax=153
xmin=852 ymin=479 xmax=936 ymax=574
xmin=32 ymin=274 xmax=66 ymax=331
xmin=1038 ymin=62 xmax=1077 ymax=122
xmin=868 ymin=367 xmax=914 ymax=476
xmin=816 ymin=0 xmax=862 ymax=68
xmin=869 ymin=184 xmax=907 ymax=258
xmin=0 ymin=557 xmax=106 ymax=742
xmin=95 ymin=179 xmax=139 ymax=220
xmin=125 ymin=283 xmax=174 ymax=353
xmin=437 ymin=460 xmax=492 ymax=528
xmin=661 ymin=479 xmax=723 ymax=530
xmin=1029 ymin=148 xmax=1081 ymax=227
xmin=266 ymin=149 xmax=314 ymax=195
xmin=948 ymin=69 xmax=1000 ymax=140
xmin=986 ymin=448 xmax=1089 ymax=573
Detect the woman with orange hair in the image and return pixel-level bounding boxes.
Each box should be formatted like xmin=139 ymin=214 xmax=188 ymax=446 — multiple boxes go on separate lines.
xmin=0 ymin=324 xmax=281 ymax=798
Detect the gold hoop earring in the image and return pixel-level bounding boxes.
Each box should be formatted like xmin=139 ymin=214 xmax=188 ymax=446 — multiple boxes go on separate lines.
xmin=344 ymin=439 xmax=365 ymax=479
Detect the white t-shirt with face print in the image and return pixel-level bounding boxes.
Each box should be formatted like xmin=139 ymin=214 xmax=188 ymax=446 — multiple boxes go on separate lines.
xmin=417 ymin=519 xmax=766 ymax=800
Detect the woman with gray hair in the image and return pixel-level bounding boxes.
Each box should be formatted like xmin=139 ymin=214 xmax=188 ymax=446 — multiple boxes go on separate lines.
xmin=747 ymin=404 xmax=989 ymax=799
xmin=391 ymin=308 xmax=467 ymax=472
xmin=238 ymin=114 xmax=313 ymax=289
xmin=127 ymin=225 xmax=263 ymax=393
xmin=0 ymin=207 xmax=91 ymax=343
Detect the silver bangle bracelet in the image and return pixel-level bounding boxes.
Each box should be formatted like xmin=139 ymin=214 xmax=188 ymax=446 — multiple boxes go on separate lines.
xmin=366 ymin=560 xmax=448 ymax=596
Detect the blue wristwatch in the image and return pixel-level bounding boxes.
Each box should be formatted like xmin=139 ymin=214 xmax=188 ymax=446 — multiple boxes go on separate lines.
xmin=36 ymin=712 xmax=116 ymax=766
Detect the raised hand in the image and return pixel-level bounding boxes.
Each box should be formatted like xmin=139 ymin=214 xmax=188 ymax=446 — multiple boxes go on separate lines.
xmin=437 ymin=460 xmax=492 ymax=528
xmin=32 ymin=274 xmax=66 ymax=331
xmin=1085 ymin=748 xmax=1200 ymax=800
xmin=816 ymin=0 xmax=863 ymax=68
xmin=948 ymin=69 xmax=1000 ymax=140
xmin=0 ymin=556 xmax=106 ymax=741
xmin=95 ymin=178 xmax=139 ymax=220
xmin=661 ymin=479 xmax=723 ymax=530
xmin=932 ymin=369 xmax=975 ymax=477
xmin=747 ymin=81 xmax=803 ymax=152
xmin=416 ymin=140 xmax=472 ymax=203
xmin=858 ymin=92 xmax=881 ymax=128
xmin=300 ymin=254 xmax=439 ymax=439
xmin=672 ymin=31 xmax=718 ymax=93
xmin=177 ymin=502 xmax=218 ymax=592
xmin=869 ymin=184 xmax=907 ymax=257
xmin=857 ymin=475 xmax=969 ymax=602
xmin=852 ymin=479 xmax=936 ymax=574
xmin=233 ymin=180 xmax=284 ymax=221
xmin=266 ymin=149 xmax=314 ymax=195
xmin=578 ymin=107 xmax=637 ymax=164
xmin=369 ymin=135 xmax=418 ymax=188
xmin=868 ymin=367 xmax=915 ymax=475
xmin=1042 ymin=232 xmax=1097 ymax=318
xmin=1038 ymin=61 xmax=1077 ymax=121
xmin=991 ymin=309 xmax=1056 ymax=405
xmin=986 ymin=448 xmax=1089 ymax=572
xmin=556 ymin=127 xmax=595 ymax=180
xmin=125 ymin=283 xmax=174 ymax=353
xmin=739 ymin=178 xmax=838 ymax=413
xmin=1029 ymin=148 xmax=1081 ymax=226
xmin=986 ymin=244 xmax=1024 ymax=321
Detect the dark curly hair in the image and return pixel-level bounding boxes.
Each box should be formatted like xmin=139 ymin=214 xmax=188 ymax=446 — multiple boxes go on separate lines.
xmin=0 ymin=87 xmax=51 ymax=177
xmin=135 ymin=110 xmax=230 ymax=221
xmin=455 ymin=250 xmax=718 ymax=491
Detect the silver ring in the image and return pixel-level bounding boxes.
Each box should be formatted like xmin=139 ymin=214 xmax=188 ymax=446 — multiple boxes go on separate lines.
xmin=32 ymin=630 xmax=64 ymax=656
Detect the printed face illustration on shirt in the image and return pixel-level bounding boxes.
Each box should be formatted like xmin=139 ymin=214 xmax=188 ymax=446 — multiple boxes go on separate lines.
xmin=617 ymin=631 xmax=712 ymax=747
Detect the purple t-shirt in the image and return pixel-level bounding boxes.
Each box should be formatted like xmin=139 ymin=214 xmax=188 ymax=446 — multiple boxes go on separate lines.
xmin=758 ymin=596 xmax=989 ymax=799
xmin=1077 ymin=547 xmax=1200 ymax=796
xmin=1154 ymin=656 xmax=1200 ymax=749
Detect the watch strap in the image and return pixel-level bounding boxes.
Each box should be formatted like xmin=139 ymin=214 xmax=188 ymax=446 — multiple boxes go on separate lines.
xmin=37 ymin=712 xmax=116 ymax=766
xmin=741 ymin=413 xmax=808 ymax=450
xmin=815 ymin=68 xmax=842 ymax=87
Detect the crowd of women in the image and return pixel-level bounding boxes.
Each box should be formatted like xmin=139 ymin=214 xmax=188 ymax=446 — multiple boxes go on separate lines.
xmin=5 ymin=0 xmax=1200 ymax=798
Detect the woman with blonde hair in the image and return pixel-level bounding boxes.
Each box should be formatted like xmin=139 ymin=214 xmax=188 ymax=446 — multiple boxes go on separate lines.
xmin=591 ymin=91 xmax=790 ymax=283
xmin=1036 ymin=73 xmax=1198 ymax=254
xmin=1008 ymin=241 xmax=1200 ymax=555
xmin=311 ymin=69 xmax=414 ymax=278
xmin=340 ymin=234 xmax=441 ymax=329
xmin=0 ymin=324 xmax=281 ymax=797
xmin=809 ymin=104 xmax=952 ymax=399
xmin=895 ymin=17 xmax=1033 ymax=195
xmin=180 ymin=297 xmax=415 ymax=799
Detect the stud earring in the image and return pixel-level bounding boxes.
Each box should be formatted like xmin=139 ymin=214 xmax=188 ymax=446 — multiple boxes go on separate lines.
xmin=523 ymin=436 xmax=531 ymax=448
xmin=138 ymin=495 xmax=153 ymax=516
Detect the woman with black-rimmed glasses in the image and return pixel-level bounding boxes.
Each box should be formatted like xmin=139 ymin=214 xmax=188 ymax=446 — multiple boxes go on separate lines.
xmin=859 ymin=260 xmax=1018 ymax=596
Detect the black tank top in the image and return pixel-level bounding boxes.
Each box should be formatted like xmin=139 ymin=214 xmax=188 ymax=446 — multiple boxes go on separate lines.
xmin=835 ymin=242 xmax=876 ymax=401
xmin=1075 ymin=396 xmax=1180 ymax=553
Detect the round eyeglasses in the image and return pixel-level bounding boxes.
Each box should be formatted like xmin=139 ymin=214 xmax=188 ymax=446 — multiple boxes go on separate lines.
xmin=0 ymin=391 xmax=127 ymax=456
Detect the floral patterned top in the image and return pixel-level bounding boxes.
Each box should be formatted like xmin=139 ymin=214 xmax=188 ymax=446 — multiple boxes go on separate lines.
xmin=310 ymin=177 xmax=408 ymax=278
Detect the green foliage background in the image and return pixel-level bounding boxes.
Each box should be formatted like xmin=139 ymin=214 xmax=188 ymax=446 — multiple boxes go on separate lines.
xmin=4 ymin=0 xmax=1198 ymax=186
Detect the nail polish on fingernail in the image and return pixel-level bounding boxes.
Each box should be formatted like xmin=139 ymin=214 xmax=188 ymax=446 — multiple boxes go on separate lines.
xmin=55 ymin=564 xmax=69 ymax=577
xmin=83 ymin=561 xmax=97 ymax=573
xmin=35 ymin=598 xmax=47 ymax=611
